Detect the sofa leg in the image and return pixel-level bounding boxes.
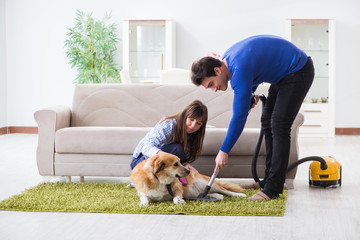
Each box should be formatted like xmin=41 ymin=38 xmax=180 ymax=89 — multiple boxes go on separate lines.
xmin=285 ymin=179 xmax=294 ymax=189
xmin=80 ymin=176 xmax=85 ymax=183
xmin=65 ymin=176 xmax=71 ymax=183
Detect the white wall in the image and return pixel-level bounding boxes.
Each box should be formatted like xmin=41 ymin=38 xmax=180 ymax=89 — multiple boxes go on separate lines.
xmin=0 ymin=0 xmax=6 ymax=127
xmin=3 ymin=0 xmax=360 ymax=127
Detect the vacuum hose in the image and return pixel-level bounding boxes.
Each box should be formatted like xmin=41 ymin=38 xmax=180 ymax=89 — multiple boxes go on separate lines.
xmin=251 ymin=95 xmax=328 ymax=183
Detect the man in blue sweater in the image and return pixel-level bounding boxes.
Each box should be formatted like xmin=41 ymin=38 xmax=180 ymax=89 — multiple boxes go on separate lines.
xmin=191 ymin=35 xmax=314 ymax=201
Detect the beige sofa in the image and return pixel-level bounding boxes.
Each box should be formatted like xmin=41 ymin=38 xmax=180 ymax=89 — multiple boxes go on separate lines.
xmin=34 ymin=83 xmax=304 ymax=187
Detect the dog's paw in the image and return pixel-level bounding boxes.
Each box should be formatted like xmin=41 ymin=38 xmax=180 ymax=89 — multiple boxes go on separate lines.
xmin=139 ymin=200 xmax=149 ymax=207
xmin=234 ymin=192 xmax=247 ymax=198
xmin=173 ymin=196 xmax=186 ymax=204
xmin=139 ymin=195 xmax=150 ymax=207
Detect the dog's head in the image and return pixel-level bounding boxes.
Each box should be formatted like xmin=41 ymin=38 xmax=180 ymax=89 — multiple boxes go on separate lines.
xmin=150 ymin=153 xmax=190 ymax=184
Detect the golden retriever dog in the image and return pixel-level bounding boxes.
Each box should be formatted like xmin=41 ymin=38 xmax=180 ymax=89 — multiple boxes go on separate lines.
xmin=130 ymin=153 xmax=246 ymax=206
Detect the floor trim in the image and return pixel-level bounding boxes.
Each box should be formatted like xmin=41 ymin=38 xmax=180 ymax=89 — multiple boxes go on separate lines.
xmin=335 ymin=128 xmax=360 ymax=135
xmin=0 ymin=127 xmax=7 ymax=135
xmin=0 ymin=126 xmax=38 ymax=135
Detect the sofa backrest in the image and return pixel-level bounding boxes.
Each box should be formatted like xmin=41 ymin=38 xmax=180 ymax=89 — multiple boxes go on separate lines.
xmin=71 ymin=83 xmax=269 ymax=128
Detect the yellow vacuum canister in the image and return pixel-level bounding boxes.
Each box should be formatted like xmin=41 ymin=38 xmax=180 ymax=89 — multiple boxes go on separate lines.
xmin=309 ymin=156 xmax=341 ymax=187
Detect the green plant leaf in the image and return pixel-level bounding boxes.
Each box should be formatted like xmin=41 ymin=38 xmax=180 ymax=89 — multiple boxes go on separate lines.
xmin=65 ymin=10 xmax=121 ymax=84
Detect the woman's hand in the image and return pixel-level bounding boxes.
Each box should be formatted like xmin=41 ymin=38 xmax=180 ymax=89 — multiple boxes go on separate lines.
xmin=215 ymin=150 xmax=229 ymax=172
xmin=184 ymin=163 xmax=198 ymax=173
xmin=157 ymin=150 xmax=165 ymax=154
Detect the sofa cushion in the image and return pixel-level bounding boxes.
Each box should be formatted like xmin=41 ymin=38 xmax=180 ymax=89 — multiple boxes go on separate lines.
xmin=203 ymin=128 xmax=266 ymax=155
xmin=55 ymin=126 xmax=266 ymax=156
xmin=55 ymin=127 xmax=151 ymax=155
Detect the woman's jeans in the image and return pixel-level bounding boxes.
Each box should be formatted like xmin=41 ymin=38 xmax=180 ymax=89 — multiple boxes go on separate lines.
xmin=260 ymin=57 xmax=314 ymax=198
xmin=130 ymin=144 xmax=186 ymax=170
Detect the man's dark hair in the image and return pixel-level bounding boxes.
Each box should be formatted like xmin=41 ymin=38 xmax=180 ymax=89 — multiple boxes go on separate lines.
xmin=191 ymin=56 xmax=222 ymax=86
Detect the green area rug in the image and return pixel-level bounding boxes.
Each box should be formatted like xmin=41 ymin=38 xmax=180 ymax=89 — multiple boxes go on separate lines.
xmin=0 ymin=182 xmax=287 ymax=216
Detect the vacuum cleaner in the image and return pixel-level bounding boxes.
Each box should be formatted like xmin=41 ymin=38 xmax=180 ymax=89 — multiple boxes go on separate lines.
xmin=308 ymin=156 xmax=342 ymax=187
xmin=251 ymin=95 xmax=342 ymax=188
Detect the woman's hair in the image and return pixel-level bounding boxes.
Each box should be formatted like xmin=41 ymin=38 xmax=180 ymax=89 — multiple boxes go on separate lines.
xmin=191 ymin=56 xmax=222 ymax=86
xmin=163 ymin=100 xmax=208 ymax=163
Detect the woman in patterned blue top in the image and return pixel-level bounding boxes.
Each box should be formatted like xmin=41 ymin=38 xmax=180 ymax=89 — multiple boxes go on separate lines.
xmin=191 ymin=35 xmax=314 ymax=201
xmin=131 ymin=100 xmax=208 ymax=174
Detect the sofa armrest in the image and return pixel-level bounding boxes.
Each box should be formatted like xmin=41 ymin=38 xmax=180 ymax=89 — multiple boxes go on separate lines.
xmin=287 ymin=111 xmax=305 ymax=180
xmin=293 ymin=110 xmax=305 ymax=129
xmin=34 ymin=106 xmax=71 ymax=176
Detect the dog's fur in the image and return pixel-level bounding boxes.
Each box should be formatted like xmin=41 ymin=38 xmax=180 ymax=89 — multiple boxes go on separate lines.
xmin=130 ymin=153 xmax=246 ymax=206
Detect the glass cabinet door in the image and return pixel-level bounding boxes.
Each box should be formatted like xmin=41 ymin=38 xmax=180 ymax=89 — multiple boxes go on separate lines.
xmin=288 ymin=19 xmax=335 ymax=137
xmin=291 ymin=20 xmax=329 ymax=102
xmin=123 ymin=20 xmax=176 ymax=83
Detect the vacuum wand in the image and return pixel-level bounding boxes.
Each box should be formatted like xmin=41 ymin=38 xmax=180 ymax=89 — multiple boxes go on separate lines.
xmin=197 ymin=167 xmax=220 ymax=199
xmin=208 ymin=167 xmax=220 ymax=187
xmin=192 ymin=94 xmax=260 ymax=201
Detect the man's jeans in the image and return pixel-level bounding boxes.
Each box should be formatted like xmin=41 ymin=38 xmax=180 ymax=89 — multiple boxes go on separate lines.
xmin=260 ymin=57 xmax=315 ymax=198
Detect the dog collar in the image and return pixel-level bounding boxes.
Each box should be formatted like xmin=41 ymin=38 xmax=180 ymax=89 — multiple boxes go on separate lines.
xmin=166 ymin=178 xmax=188 ymax=197
xmin=166 ymin=184 xmax=174 ymax=197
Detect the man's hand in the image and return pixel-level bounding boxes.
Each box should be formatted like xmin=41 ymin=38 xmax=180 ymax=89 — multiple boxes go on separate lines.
xmin=215 ymin=150 xmax=229 ymax=172
xmin=250 ymin=94 xmax=260 ymax=109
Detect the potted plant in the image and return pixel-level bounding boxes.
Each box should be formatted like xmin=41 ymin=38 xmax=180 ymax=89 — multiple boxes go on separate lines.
xmin=65 ymin=10 xmax=121 ymax=83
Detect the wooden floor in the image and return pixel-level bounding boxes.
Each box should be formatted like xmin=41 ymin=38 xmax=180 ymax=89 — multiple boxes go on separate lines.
xmin=0 ymin=134 xmax=359 ymax=240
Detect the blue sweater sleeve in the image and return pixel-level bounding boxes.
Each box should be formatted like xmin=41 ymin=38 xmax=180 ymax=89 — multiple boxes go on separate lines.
xmin=220 ymin=68 xmax=254 ymax=153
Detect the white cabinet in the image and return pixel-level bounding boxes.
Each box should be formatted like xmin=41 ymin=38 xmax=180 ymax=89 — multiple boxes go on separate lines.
xmin=122 ymin=20 xmax=176 ymax=83
xmin=287 ymin=19 xmax=335 ymax=137
xmin=300 ymin=103 xmax=330 ymax=135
